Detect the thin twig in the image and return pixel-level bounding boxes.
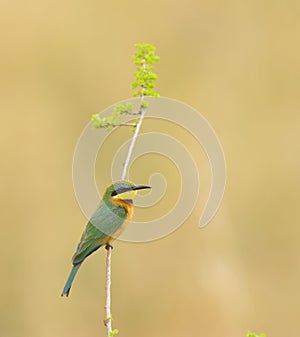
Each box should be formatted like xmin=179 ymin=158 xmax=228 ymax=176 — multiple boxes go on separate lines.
xmin=103 ymin=46 xmax=157 ymax=336
xmin=121 ymin=73 xmax=147 ymax=180
xmin=100 ymin=122 xmax=137 ymax=128
xmin=123 ymin=111 xmax=141 ymax=115
xmin=104 ymin=245 xmax=113 ymax=336
xmin=104 ymin=93 xmax=145 ymax=335
xmin=121 ymin=102 xmax=146 ymax=180
xmin=104 ymin=94 xmax=146 ymax=336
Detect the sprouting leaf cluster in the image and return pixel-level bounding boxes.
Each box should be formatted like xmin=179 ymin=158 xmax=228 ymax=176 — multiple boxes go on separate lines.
xmin=132 ymin=43 xmax=160 ymax=98
xmin=92 ymin=43 xmax=159 ymax=131
xmin=92 ymin=103 xmax=137 ymax=131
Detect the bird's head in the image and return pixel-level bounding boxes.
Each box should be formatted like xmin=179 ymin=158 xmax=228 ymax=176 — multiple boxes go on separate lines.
xmin=103 ymin=181 xmax=151 ymax=204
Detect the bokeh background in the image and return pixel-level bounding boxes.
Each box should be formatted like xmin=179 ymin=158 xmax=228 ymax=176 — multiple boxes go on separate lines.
xmin=1 ymin=1 xmax=299 ymax=337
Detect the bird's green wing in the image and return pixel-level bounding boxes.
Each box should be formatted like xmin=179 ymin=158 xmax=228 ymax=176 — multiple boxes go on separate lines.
xmin=72 ymin=202 xmax=126 ymax=265
xmin=89 ymin=201 xmax=127 ymax=234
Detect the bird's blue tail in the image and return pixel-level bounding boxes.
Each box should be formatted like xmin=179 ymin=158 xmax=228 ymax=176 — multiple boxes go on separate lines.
xmin=61 ymin=264 xmax=81 ymax=297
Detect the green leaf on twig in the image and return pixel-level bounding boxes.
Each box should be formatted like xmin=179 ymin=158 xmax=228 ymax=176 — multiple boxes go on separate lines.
xmin=109 ymin=329 xmax=119 ymax=336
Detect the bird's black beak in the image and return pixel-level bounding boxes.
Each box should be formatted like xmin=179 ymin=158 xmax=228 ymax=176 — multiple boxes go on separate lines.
xmin=132 ymin=185 xmax=152 ymax=191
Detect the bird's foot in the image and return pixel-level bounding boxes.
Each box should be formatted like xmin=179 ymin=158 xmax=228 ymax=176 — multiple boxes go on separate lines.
xmin=105 ymin=243 xmax=114 ymax=250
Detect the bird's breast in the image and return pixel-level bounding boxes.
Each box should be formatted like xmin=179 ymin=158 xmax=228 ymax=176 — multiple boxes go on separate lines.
xmin=113 ymin=198 xmax=134 ymax=221
xmin=106 ymin=200 xmax=134 ymax=242
xmin=125 ymin=203 xmax=134 ymax=221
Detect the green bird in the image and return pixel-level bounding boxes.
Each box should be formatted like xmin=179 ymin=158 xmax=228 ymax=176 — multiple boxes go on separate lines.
xmin=61 ymin=180 xmax=151 ymax=297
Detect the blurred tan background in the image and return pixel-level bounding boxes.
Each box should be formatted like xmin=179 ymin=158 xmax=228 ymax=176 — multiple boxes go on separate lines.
xmin=1 ymin=1 xmax=299 ymax=337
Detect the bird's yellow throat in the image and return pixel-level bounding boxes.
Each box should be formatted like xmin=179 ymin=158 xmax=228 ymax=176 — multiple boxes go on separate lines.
xmin=112 ymin=190 xmax=137 ymax=201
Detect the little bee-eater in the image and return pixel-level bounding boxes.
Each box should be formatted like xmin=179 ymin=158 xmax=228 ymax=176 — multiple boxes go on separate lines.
xmin=61 ymin=180 xmax=151 ymax=297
